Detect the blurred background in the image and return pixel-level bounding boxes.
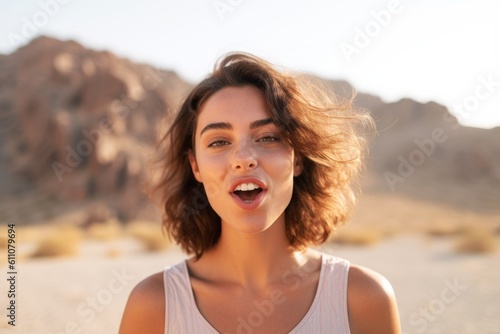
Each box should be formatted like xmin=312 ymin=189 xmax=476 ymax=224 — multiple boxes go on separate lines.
xmin=0 ymin=1 xmax=499 ymax=333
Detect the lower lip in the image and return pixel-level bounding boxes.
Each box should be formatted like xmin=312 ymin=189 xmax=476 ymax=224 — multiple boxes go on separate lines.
xmin=230 ymin=190 xmax=266 ymax=210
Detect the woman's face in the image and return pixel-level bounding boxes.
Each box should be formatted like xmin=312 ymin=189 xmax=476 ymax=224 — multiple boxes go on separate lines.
xmin=189 ymin=85 xmax=302 ymax=234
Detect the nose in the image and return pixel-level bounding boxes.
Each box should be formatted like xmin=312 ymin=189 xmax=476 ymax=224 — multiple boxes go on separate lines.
xmin=232 ymin=141 xmax=257 ymax=171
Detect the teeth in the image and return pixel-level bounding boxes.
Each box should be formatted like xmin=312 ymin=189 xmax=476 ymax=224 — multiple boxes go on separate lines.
xmin=234 ymin=183 xmax=261 ymax=192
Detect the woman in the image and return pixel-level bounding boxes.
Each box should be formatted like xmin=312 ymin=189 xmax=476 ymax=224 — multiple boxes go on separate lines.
xmin=119 ymin=53 xmax=401 ymax=333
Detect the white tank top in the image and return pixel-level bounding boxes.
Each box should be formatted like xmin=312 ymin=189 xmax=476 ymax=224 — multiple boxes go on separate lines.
xmin=163 ymin=253 xmax=351 ymax=333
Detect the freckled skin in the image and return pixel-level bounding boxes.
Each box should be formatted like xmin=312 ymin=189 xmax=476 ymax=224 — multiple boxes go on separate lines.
xmin=189 ymin=85 xmax=301 ymax=234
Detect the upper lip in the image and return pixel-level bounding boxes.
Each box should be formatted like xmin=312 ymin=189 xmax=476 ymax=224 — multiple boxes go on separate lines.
xmin=229 ymin=177 xmax=267 ymax=193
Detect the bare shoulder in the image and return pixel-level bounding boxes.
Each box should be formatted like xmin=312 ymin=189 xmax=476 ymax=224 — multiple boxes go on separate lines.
xmin=347 ymin=264 xmax=401 ymax=334
xmin=119 ymin=272 xmax=165 ymax=334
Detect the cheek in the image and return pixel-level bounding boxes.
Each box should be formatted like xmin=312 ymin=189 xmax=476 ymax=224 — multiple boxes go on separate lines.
xmin=263 ymin=150 xmax=295 ymax=186
xmin=266 ymin=147 xmax=294 ymax=171
xmin=197 ymin=156 xmax=227 ymax=199
xmin=279 ymin=158 xmax=294 ymax=176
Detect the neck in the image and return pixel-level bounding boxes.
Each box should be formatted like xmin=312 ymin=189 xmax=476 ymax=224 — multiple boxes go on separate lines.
xmin=203 ymin=215 xmax=303 ymax=291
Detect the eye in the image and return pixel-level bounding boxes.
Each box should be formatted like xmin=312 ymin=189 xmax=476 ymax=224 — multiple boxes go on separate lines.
xmin=208 ymin=139 xmax=230 ymax=147
xmin=257 ymin=135 xmax=279 ymax=143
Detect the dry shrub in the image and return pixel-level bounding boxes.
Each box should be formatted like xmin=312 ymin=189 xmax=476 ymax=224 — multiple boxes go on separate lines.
xmin=0 ymin=234 xmax=7 ymax=250
xmin=85 ymin=219 xmax=123 ymax=240
xmin=31 ymin=225 xmax=83 ymax=258
xmin=454 ymin=225 xmax=497 ymax=254
xmin=0 ymin=228 xmax=7 ymax=265
xmin=426 ymin=224 xmax=462 ymax=237
xmin=106 ymin=247 xmax=122 ymax=258
xmin=331 ymin=227 xmax=382 ymax=246
xmin=494 ymin=225 xmax=500 ymax=235
xmin=126 ymin=221 xmax=169 ymax=252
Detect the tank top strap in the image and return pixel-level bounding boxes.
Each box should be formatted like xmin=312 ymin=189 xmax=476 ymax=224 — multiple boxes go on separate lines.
xmin=163 ymin=261 xmax=218 ymax=334
xmin=321 ymin=254 xmax=351 ymax=332
xmin=290 ymin=253 xmax=351 ymax=333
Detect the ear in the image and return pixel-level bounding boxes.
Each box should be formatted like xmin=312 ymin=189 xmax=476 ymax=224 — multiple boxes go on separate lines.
xmin=293 ymin=156 xmax=303 ymax=177
xmin=188 ymin=150 xmax=202 ymax=182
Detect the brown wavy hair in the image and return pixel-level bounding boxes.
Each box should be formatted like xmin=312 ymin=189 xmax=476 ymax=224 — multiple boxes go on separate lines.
xmin=152 ymin=52 xmax=373 ymax=258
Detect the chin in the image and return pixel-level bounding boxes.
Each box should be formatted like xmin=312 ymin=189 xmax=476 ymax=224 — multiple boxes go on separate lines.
xmin=220 ymin=209 xmax=286 ymax=235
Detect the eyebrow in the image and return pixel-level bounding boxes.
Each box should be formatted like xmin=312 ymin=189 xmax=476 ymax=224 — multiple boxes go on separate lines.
xmin=199 ymin=118 xmax=274 ymax=136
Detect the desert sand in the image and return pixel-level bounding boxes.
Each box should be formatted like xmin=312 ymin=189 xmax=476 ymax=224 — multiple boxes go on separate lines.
xmin=1 ymin=233 xmax=498 ymax=334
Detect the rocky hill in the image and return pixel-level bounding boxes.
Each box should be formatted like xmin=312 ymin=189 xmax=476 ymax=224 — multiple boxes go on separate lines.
xmin=0 ymin=36 xmax=498 ymax=224
xmin=324 ymin=79 xmax=500 ymax=213
xmin=0 ymin=36 xmax=191 ymax=223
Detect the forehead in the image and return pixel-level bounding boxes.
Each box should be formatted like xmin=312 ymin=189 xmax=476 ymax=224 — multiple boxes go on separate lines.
xmin=196 ymin=85 xmax=271 ymax=131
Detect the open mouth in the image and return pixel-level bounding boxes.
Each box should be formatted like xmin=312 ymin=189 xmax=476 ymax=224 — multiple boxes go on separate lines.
xmin=233 ymin=183 xmax=263 ymax=202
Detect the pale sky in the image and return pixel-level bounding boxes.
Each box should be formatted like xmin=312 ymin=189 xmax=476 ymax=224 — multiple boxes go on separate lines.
xmin=1 ymin=0 xmax=499 ymax=128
